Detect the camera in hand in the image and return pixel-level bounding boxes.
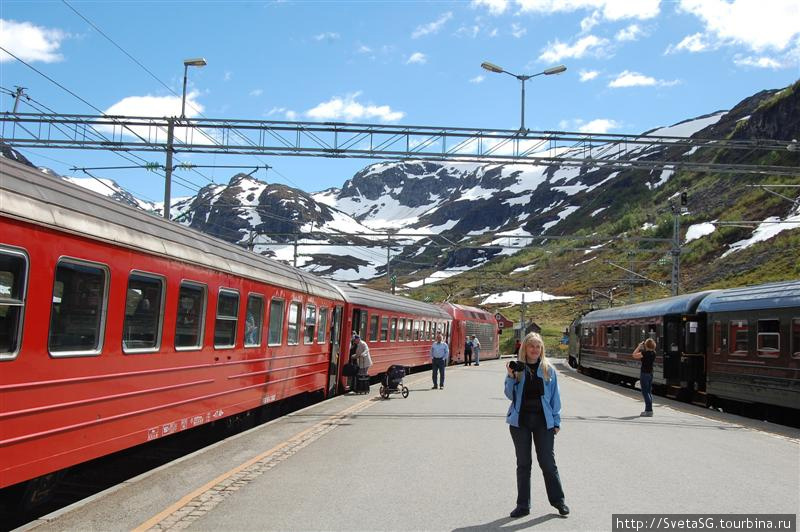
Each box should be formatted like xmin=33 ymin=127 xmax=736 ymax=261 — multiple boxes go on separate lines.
xmin=509 ymin=360 xmax=526 ymax=372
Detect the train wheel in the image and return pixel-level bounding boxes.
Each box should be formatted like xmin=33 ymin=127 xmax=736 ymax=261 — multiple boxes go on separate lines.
xmin=380 ymin=385 xmax=389 ymax=399
xmin=401 ymin=386 xmax=409 ymax=398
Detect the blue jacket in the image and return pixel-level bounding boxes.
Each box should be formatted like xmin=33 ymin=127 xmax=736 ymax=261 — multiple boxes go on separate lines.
xmin=504 ymin=363 xmax=562 ymax=429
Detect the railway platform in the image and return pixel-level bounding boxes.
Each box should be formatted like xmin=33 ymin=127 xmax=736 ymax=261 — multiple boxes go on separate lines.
xmin=18 ymin=358 xmax=800 ymax=532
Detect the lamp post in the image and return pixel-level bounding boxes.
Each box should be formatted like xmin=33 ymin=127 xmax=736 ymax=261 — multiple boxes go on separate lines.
xmin=181 ymin=57 xmax=207 ymax=119
xmin=481 ymin=61 xmax=566 ymax=132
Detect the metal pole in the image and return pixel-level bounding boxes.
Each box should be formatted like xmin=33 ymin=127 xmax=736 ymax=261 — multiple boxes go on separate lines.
xmin=293 ymin=234 xmax=298 ymax=267
xmin=12 ymin=87 xmax=26 ymax=113
xmin=520 ymin=78 xmax=526 ymax=132
xmin=671 ymin=205 xmax=681 ymax=296
xmin=520 ymin=287 xmax=526 ymax=338
xmin=181 ymin=64 xmax=189 ymax=119
xmin=164 ymin=117 xmax=175 ymax=220
xmin=386 ymin=234 xmax=391 ymax=292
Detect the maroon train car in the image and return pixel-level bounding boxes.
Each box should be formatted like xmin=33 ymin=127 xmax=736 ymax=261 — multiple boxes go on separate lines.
xmin=438 ymin=303 xmax=500 ymax=364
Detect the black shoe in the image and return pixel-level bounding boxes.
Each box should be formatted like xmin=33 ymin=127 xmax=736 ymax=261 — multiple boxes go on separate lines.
xmin=432 ymin=385 xmax=438 ymax=389
xmin=509 ymin=507 xmax=530 ymax=518
xmin=555 ymin=503 xmax=570 ymax=516
xmin=439 ymin=385 xmax=444 ymax=389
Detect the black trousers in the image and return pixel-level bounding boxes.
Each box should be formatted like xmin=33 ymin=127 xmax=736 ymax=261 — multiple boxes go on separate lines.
xmin=464 ymin=351 xmax=472 ymax=365
xmin=509 ymin=409 xmax=565 ymax=509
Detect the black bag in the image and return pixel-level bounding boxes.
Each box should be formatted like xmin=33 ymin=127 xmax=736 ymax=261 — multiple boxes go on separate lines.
xmin=342 ymin=361 xmax=358 ymax=377
xmin=355 ymin=375 xmax=370 ymax=394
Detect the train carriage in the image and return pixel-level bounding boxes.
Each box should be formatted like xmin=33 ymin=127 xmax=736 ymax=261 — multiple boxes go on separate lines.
xmin=437 ymin=303 xmax=500 ymax=363
xmin=331 ymin=281 xmax=451 ymax=386
xmin=577 ymin=291 xmax=715 ymax=389
xmin=698 ymin=281 xmax=800 ymax=411
xmin=0 ymin=157 xmax=346 ymax=491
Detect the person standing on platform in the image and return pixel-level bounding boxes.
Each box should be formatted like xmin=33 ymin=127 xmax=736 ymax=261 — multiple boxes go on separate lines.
xmin=430 ymin=332 xmax=449 ymax=389
xmin=464 ymin=337 xmax=473 ymax=366
xmin=632 ymin=338 xmax=656 ymax=417
xmin=504 ymin=332 xmax=569 ymax=519
xmin=513 ymin=338 xmax=522 ymax=357
xmin=471 ymin=335 xmax=481 ymax=366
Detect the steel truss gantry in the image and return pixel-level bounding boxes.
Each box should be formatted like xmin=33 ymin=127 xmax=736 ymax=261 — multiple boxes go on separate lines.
xmin=3 ymin=112 xmax=798 ymax=177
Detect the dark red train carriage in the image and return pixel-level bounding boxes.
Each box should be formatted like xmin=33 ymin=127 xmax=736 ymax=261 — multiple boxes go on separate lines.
xmin=437 ymin=302 xmax=500 ymax=364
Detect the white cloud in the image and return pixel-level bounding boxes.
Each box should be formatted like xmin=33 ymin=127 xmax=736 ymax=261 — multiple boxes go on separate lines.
xmin=733 ymin=55 xmax=783 ymax=69
xmin=579 ymin=69 xmax=599 ymax=81
xmin=266 ymin=107 xmax=297 ymax=120
xmin=305 ymin=92 xmax=405 ymax=122
xmin=615 ymin=24 xmax=643 ymax=41
xmin=489 ymin=28 xmax=499 ymax=37
xmin=223 ymin=71 xmax=232 ymax=82
xmin=666 ymin=32 xmax=710 ymax=54
xmin=106 ymin=92 xmax=204 ymax=118
xmin=249 ymin=89 xmax=263 ymax=97
xmin=406 ymin=52 xmax=427 ymax=65
xmin=608 ymin=70 xmax=679 ymax=88
xmin=678 ymin=0 xmax=800 ymax=53
xmin=356 ymin=44 xmax=373 ymax=54
xmin=285 ymin=110 xmax=298 ymax=121
xmin=456 ymin=25 xmax=481 ymax=38
xmin=515 ymin=0 xmax=660 ymax=21
xmin=470 ymin=75 xmax=485 ymax=83
xmin=412 ymin=12 xmax=453 ymax=38
xmin=560 ymin=118 xmax=620 ymax=132
xmin=539 ymin=35 xmax=609 ymax=62
xmin=578 ymin=119 xmax=620 ymax=133
xmin=511 ymin=23 xmax=527 ymax=38
xmin=0 ymin=19 xmax=67 ymax=63
xmin=580 ymin=11 xmax=601 ymax=32
xmin=314 ymin=32 xmax=340 ymax=42
xmin=471 ymin=0 xmax=509 ymax=15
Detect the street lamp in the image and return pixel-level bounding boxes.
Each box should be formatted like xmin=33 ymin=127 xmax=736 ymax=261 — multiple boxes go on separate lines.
xmin=481 ymin=61 xmax=566 ymax=132
xmin=181 ymin=57 xmax=207 ymax=119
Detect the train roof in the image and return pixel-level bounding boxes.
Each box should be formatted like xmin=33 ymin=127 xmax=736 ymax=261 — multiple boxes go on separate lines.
xmin=696 ymin=280 xmax=800 ymax=313
xmin=581 ymin=290 xmax=716 ymax=323
xmin=438 ymin=302 xmax=495 ymax=321
xmin=0 ymin=157 xmax=342 ymax=301
xmin=330 ymin=282 xmax=451 ymax=319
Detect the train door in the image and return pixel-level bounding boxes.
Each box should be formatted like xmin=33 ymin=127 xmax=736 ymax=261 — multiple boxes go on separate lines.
xmin=327 ymin=305 xmax=343 ymax=396
xmin=663 ymin=318 xmax=681 ymax=380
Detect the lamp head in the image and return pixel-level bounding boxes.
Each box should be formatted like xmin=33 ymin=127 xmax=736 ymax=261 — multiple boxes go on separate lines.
xmin=481 ymin=61 xmax=504 ymax=74
xmin=543 ymin=64 xmax=566 ymax=75
xmin=183 ymin=58 xmax=207 ymax=67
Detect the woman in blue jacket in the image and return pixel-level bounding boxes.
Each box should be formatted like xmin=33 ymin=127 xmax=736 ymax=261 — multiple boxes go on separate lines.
xmin=504 ymin=332 xmax=569 ymax=518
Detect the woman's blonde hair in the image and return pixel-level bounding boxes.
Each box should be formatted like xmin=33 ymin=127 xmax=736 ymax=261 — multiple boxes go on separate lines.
xmin=516 ymin=332 xmax=552 ymax=382
xmin=643 ymin=338 xmax=656 ymax=350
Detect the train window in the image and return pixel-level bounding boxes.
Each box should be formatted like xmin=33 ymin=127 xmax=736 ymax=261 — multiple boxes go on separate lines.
xmin=792 ymin=319 xmax=800 ymax=359
xmin=0 ymin=248 xmax=28 ymax=360
xmin=407 ymin=320 xmax=414 ymax=341
xmin=317 ymin=307 xmax=328 ymax=343
xmin=245 ymin=295 xmax=264 ymax=347
xmin=398 ymin=318 xmax=406 ymax=341
xmin=756 ymin=319 xmax=780 ymax=358
xmin=123 ymin=272 xmax=165 ymax=353
xmin=367 ymin=315 xmax=377 ymax=342
xmin=390 ymin=318 xmax=398 ymax=341
xmin=287 ymin=302 xmax=301 ymax=345
xmin=414 ymin=321 xmax=421 ymax=341
xmin=380 ymin=317 xmax=389 ymax=341
xmin=214 ymin=290 xmax=240 ymax=348
xmin=49 ymin=259 xmax=109 ymax=356
xmin=730 ymin=320 xmax=748 ymax=355
xmin=712 ymin=322 xmax=722 ymax=354
xmin=605 ymin=327 xmax=613 ymax=347
xmin=175 ymin=282 xmax=206 ymax=350
xmin=268 ymin=299 xmax=285 ymax=346
xmin=428 ymin=321 xmax=434 ymax=340
xmin=304 ymin=304 xmax=317 ymax=344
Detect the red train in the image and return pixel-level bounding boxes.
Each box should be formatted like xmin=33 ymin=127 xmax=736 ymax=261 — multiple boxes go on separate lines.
xmin=0 ymin=157 xmax=498 ymax=499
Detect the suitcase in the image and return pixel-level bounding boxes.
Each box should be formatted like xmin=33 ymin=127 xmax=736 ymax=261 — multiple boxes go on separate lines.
xmin=355 ymin=375 xmax=370 ymax=394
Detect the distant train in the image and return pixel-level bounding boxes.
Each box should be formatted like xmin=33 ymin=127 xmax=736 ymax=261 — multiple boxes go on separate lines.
xmin=568 ymin=282 xmax=799 ymax=419
xmin=0 ymin=157 xmax=498 ymax=502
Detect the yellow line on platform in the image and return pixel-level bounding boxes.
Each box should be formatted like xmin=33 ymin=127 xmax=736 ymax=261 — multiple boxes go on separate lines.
xmin=133 ymin=397 xmax=375 ymax=532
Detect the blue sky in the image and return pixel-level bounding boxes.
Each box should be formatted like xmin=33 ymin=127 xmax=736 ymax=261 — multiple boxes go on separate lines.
xmin=1 ymin=0 xmax=799 ymax=205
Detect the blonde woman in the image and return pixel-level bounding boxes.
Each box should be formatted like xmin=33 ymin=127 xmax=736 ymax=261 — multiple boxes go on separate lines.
xmin=504 ymin=332 xmax=568 ymax=519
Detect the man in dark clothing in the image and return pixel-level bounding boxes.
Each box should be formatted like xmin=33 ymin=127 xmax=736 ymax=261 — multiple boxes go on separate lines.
xmin=632 ymin=338 xmax=657 ymax=416
xmin=464 ymin=338 xmax=473 ymax=366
